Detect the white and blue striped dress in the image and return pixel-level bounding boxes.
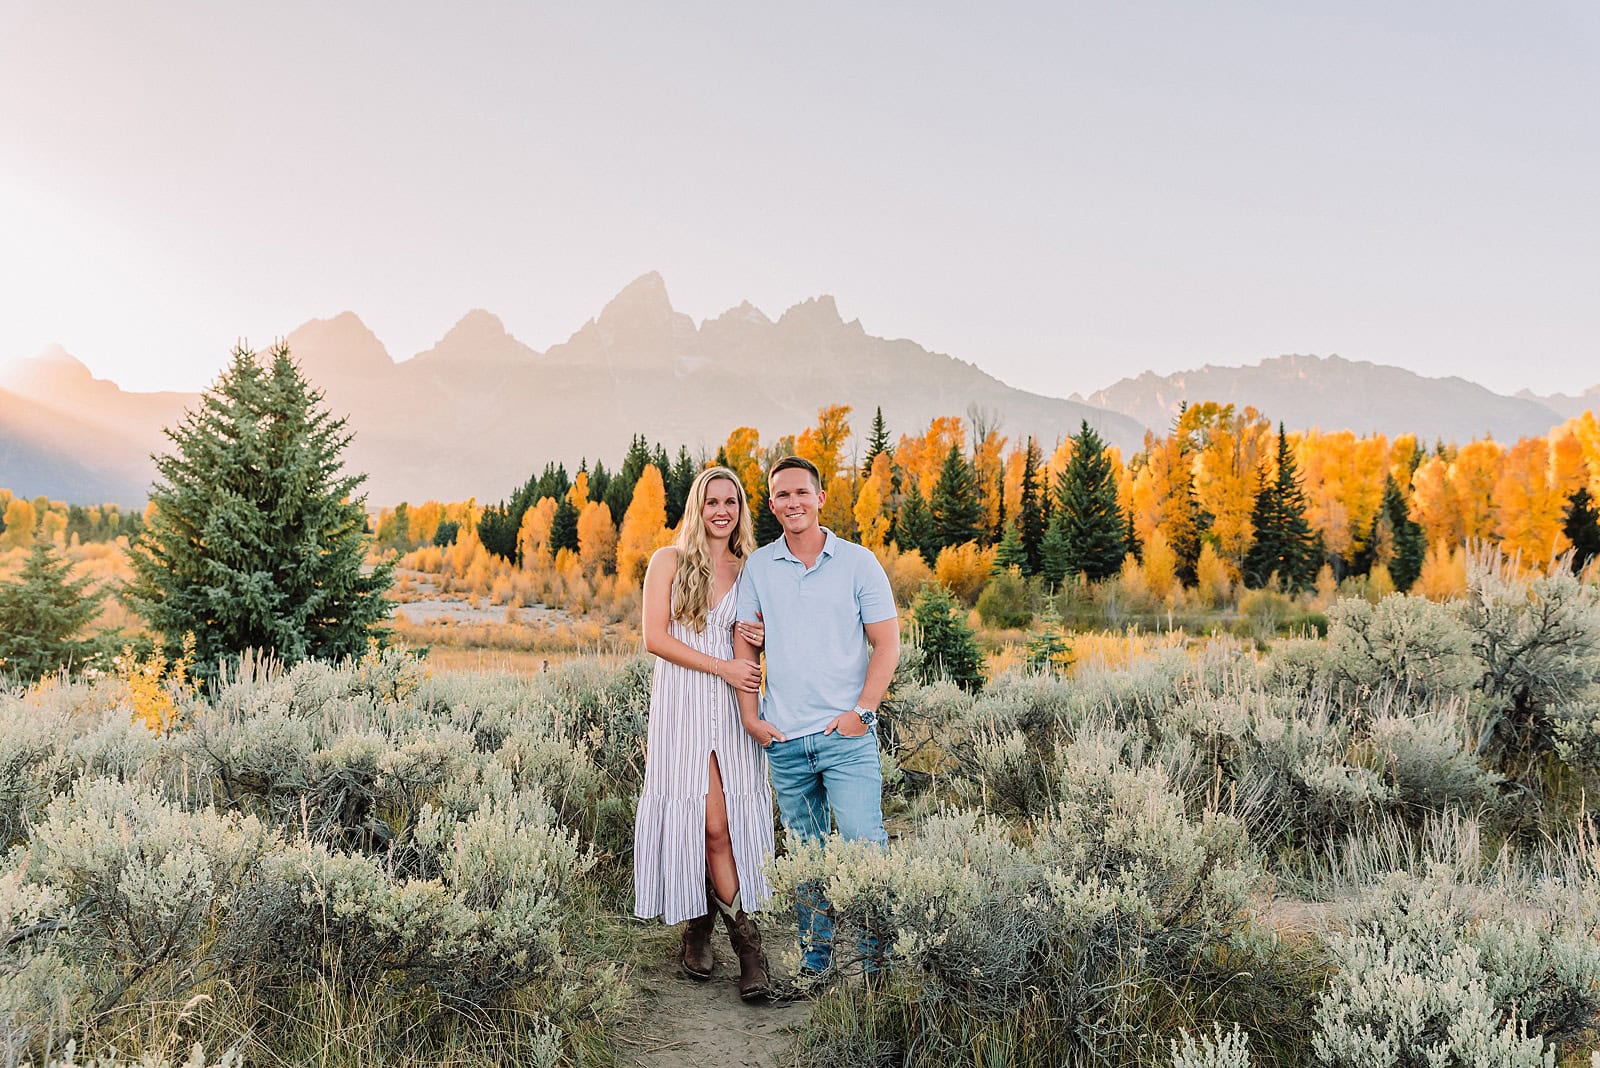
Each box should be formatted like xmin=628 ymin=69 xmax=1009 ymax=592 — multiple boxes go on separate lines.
xmin=633 ymin=578 xmax=775 ymax=924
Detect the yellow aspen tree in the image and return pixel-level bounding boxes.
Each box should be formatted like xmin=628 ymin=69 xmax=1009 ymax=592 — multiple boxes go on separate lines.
xmin=39 ymin=509 xmax=66 ymax=546
xmin=0 ymin=498 xmax=37 ymax=549
xmin=1409 ymin=455 xmax=1459 ymax=546
xmin=517 ymin=498 xmax=558 ymax=568
xmin=1140 ymin=528 xmax=1180 ymax=604
xmin=854 ymin=476 xmax=889 ymax=549
xmin=896 ymin=416 xmax=965 ymax=496
xmin=1449 ymin=439 xmax=1503 ymax=542
xmin=1389 ymin=433 xmax=1423 ymax=490
xmin=1187 ymin=404 xmax=1269 ymax=569
xmin=821 ymin=472 xmax=856 ymax=536
xmin=796 ymin=404 xmax=852 ymax=487
xmin=973 ymin=428 xmax=1007 ymax=535
xmin=723 ymin=426 xmax=766 ymax=507
xmin=1194 ymin=541 xmax=1234 ymax=608
xmin=934 ymin=541 xmax=993 ymax=605
xmin=409 ymin=500 xmax=444 ymax=545
xmin=854 ymin=453 xmax=894 ymax=549
xmin=1549 ymin=424 xmax=1589 ymax=500
xmin=1494 ymin=436 xmax=1566 ymax=562
xmin=617 ymin=465 xmax=669 ymax=588
xmin=1417 ymin=539 xmax=1468 ymax=601
xmin=568 ymin=470 xmax=591 ymax=509
xmin=577 ymin=500 xmax=618 ymax=576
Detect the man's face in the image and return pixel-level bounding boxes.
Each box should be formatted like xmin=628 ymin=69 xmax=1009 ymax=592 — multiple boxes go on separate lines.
xmin=769 ymin=468 xmax=825 ymax=537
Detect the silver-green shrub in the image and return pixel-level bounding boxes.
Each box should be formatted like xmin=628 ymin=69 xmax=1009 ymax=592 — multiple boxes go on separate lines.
xmin=1320 ymin=594 xmax=1478 ymax=711
xmin=1170 ymin=1023 xmax=1254 ymax=1068
xmin=1313 ymin=868 xmax=1600 ymax=1066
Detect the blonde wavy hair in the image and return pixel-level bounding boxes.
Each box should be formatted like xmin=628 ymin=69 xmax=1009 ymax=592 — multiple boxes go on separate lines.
xmin=672 ymin=466 xmax=755 ymax=631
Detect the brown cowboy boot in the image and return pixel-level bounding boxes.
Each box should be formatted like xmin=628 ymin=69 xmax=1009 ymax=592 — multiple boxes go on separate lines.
xmin=680 ymin=907 xmax=716 ymax=980
xmin=715 ymin=892 xmax=771 ymax=1002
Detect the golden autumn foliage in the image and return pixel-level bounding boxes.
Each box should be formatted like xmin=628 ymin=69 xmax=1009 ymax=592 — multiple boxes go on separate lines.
xmin=895 ymin=416 xmax=965 ymax=497
xmin=517 ymin=497 xmax=558 ymax=565
xmin=1139 ymin=528 xmax=1181 ymax=605
xmin=873 ymin=543 xmax=936 ymax=606
xmin=576 ymin=500 xmax=617 ymax=577
xmin=617 ymin=465 xmax=670 ymax=588
xmin=796 ymin=404 xmax=852 ymax=487
xmin=1194 ymin=541 xmax=1234 ymax=609
xmin=1 ymin=498 xmax=37 ymax=550
xmin=854 ymin=454 xmax=893 ymax=549
xmin=934 ymin=541 xmax=995 ymax=605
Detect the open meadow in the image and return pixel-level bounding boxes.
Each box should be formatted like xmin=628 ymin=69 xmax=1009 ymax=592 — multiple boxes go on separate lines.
xmin=6 ymin=538 xmax=1600 ymax=1067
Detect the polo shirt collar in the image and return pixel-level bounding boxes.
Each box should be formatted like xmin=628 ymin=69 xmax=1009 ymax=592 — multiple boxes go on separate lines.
xmin=774 ymin=526 xmax=837 ymax=564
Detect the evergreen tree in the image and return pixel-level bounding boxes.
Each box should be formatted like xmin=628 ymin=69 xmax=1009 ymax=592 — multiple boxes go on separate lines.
xmin=1040 ymin=510 xmax=1070 ymax=587
xmin=1018 ymin=438 xmax=1045 ymax=575
xmin=910 ymin=583 xmax=984 ymax=693
xmin=588 ymin=459 xmax=611 ymax=504
xmin=992 ymin=520 xmax=1028 ymax=573
xmin=897 ymin=480 xmax=937 ymax=562
xmin=864 ymin=406 xmax=892 ymax=469
xmin=1055 ymin=421 xmax=1126 ymax=581
xmin=992 ymin=470 xmax=1007 ymax=544
xmin=532 ymin=462 xmax=569 ymax=502
xmin=605 ymin=435 xmax=653 ymax=520
xmin=125 ymin=343 xmax=392 ymax=677
xmin=550 ymin=495 xmax=580 ymax=556
xmin=1382 ymin=474 xmax=1426 ymax=591
xmin=930 ymin=443 xmax=982 ymax=551
xmin=432 ymin=519 xmax=460 ymax=547
xmin=1025 ymin=600 xmax=1072 ymax=675
xmin=665 ymin=446 xmax=698 ymax=529
xmin=1241 ymin=424 xmax=1317 ymax=592
xmin=0 ymin=539 xmax=109 ymax=680
xmin=1565 ymin=487 xmax=1600 ymax=575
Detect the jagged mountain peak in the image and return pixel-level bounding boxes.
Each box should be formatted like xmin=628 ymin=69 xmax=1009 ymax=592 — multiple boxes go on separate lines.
xmin=777 ymin=294 xmax=843 ymax=328
xmin=282 ymin=311 xmax=394 ymax=376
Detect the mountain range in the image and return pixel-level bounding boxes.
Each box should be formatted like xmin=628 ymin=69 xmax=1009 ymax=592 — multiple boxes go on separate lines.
xmin=1 ymin=273 xmax=1593 ymax=507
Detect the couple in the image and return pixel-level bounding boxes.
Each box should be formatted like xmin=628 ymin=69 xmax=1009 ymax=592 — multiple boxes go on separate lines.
xmin=632 ymin=456 xmax=899 ymax=1001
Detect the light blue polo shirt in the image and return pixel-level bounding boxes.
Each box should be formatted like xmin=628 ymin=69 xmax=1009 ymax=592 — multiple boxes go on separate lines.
xmin=736 ymin=527 xmax=897 ymax=739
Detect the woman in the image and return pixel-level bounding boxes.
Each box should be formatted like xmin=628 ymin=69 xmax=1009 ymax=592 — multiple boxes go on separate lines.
xmin=633 ymin=466 xmax=774 ymax=1001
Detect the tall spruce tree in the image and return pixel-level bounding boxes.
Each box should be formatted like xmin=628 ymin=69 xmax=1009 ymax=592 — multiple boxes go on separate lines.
xmin=1242 ymin=424 xmax=1317 ymax=591
xmin=1565 ymin=487 xmax=1600 ymax=575
xmin=604 ymin=435 xmax=653 ymax=520
xmin=993 ymin=520 xmax=1028 ymax=573
xmin=1018 ymin=438 xmax=1045 ymax=575
xmin=1055 ymin=421 xmax=1126 ymax=581
xmin=910 ymin=583 xmax=984 ymax=693
xmin=0 ymin=539 xmax=109 ymax=680
xmin=992 ymin=470 xmax=1007 ymax=544
xmin=897 ymin=481 xmax=937 ymax=562
xmin=550 ymin=495 xmax=580 ymax=556
xmin=1381 ymin=474 xmax=1426 ymax=591
xmin=864 ymin=406 xmax=892 ymax=469
xmin=665 ymin=446 xmax=698 ymax=528
xmin=1040 ymin=510 xmax=1070 ymax=587
xmin=930 ymin=443 xmax=982 ymax=551
xmin=125 ymin=343 xmax=392 ymax=677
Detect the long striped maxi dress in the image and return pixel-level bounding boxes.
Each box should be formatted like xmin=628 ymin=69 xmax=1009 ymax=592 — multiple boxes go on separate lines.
xmin=633 ymin=578 xmax=775 ymax=924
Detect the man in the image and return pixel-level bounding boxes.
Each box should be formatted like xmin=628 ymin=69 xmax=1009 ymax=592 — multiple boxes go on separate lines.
xmin=733 ymin=455 xmax=900 ymax=981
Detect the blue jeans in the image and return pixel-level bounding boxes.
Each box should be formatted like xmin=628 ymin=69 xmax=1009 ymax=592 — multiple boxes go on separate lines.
xmin=766 ymin=730 xmax=887 ymax=973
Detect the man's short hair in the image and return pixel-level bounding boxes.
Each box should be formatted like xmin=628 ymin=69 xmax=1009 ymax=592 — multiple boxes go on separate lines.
xmin=768 ymin=455 xmax=822 ymax=492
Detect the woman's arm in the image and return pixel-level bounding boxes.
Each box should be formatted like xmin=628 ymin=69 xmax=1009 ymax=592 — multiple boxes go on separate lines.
xmin=642 ymin=548 xmax=762 ymax=692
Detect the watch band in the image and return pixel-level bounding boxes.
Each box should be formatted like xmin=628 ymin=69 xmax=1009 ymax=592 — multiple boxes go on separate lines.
xmin=852 ymin=704 xmax=878 ymax=729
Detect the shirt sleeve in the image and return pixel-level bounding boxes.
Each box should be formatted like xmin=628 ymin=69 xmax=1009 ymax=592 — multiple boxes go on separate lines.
xmin=735 ymin=565 xmax=762 ymax=623
xmin=856 ymin=552 xmax=897 ymax=624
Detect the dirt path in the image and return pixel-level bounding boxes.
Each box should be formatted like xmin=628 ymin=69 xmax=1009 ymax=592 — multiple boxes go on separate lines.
xmin=616 ymin=952 xmax=812 ymax=1068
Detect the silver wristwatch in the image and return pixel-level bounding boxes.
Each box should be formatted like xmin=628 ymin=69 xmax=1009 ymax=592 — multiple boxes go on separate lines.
xmin=853 ymin=705 xmax=878 ymax=730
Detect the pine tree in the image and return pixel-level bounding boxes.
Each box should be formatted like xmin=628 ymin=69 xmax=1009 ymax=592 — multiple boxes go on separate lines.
xmin=1565 ymin=487 xmax=1600 ymax=574
xmin=1040 ymin=510 xmax=1070 ymax=587
xmin=125 ymin=343 xmax=392 ymax=677
xmin=1383 ymin=474 xmax=1426 ymax=591
xmin=588 ymin=459 xmax=611 ymax=504
xmin=550 ymin=495 xmax=581 ymax=555
xmin=897 ymin=480 xmax=937 ymax=562
xmin=1018 ymin=438 xmax=1045 ymax=575
xmin=1241 ymin=424 xmax=1317 ymax=592
xmin=864 ymin=406 xmax=892 ymax=469
xmin=992 ymin=470 xmax=1007 ymax=544
xmin=910 ymin=583 xmax=984 ymax=693
xmin=1025 ymin=600 xmax=1072 ymax=675
xmin=992 ymin=520 xmax=1028 ymax=573
xmin=604 ymin=435 xmax=653 ymax=520
xmin=665 ymin=446 xmax=698 ymax=528
xmin=1055 ymin=421 xmax=1126 ymax=582
xmin=930 ymin=443 xmax=982 ymax=551
xmin=0 ymin=539 xmax=109 ymax=680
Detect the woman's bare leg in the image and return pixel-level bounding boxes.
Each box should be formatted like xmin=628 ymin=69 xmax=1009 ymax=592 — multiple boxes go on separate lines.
xmin=705 ymin=753 xmax=739 ymax=905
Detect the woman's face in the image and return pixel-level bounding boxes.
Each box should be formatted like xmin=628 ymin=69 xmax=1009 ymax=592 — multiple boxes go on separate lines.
xmin=702 ymin=477 xmax=741 ymax=541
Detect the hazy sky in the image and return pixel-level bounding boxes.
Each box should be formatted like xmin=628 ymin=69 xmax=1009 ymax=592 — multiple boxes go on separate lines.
xmin=2 ymin=2 xmax=1596 ymax=398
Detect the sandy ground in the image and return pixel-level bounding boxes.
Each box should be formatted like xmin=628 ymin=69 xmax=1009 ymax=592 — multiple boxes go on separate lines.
xmin=387 ymin=569 xmax=572 ymax=626
xmin=616 ymin=949 xmax=812 ymax=1068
